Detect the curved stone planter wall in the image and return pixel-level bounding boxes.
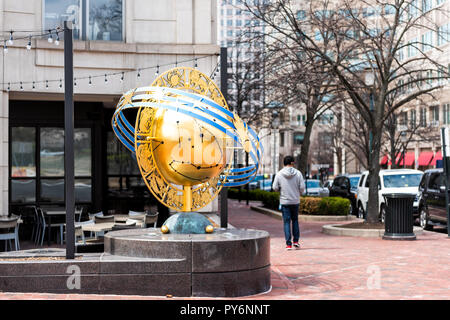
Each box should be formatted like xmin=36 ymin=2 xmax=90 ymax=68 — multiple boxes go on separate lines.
xmin=322 ymin=224 xmax=423 ymax=238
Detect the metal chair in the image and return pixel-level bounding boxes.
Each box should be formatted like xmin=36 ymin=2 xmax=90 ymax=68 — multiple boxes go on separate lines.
xmin=145 ymin=212 xmax=159 ymax=228
xmin=88 ymin=211 xmax=104 ymax=220
xmin=74 ymin=220 xmax=95 ymax=245
xmin=32 ymin=206 xmax=42 ymax=244
xmin=94 ymin=215 xmax=115 ymax=224
xmin=0 ymin=216 xmax=20 ymax=251
xmin=38 ymin=208 xmax=65 ymax=245
xmin=127 ymin=211 xmax=146 ymax=228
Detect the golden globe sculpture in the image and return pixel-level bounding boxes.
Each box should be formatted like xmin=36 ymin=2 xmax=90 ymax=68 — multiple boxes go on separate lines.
xmin=112 ymin=67 xmax=262 ymax=214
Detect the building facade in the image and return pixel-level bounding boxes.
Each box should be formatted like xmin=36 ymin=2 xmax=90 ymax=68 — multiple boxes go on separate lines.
xmin=1 ymin=0 xmax=219 ymax=217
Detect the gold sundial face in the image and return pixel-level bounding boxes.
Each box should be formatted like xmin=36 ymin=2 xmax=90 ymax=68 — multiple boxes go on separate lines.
xmin=134 ymin=67 xmax=233 ymax=212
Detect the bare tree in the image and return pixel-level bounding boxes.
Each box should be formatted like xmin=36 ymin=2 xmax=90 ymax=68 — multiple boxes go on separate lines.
xmin=245 ymin=0 xmax=450 ymax=223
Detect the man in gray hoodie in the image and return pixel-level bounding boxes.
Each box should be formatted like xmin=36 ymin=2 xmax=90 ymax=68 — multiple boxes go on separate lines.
xmin=272 ymin=155 xmax=305 ymax=250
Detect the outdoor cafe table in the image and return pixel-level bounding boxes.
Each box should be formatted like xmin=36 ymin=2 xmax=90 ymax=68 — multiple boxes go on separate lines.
xmin=40 ymin=208 xmax=81 ymax=246
xmin=81 ymin=222 xmax=115 ymax=236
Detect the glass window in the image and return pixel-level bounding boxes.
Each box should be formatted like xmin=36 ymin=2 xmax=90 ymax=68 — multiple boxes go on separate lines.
xmin=44 ymin=0 xmax=81 ymax=39
xmin=40 ymin=179 xmax=65 ymax=202
xmin=383 ymin=174 xmax=423 ymax=188
xmin=11 ymin=179 xmax=36 ymax=203
xmin=75 ymin=128 xmax=92 ymax=176
xmin=40 ymin=128 xmax=65 ymax=177
xmin=293 ymin=132 xmax=304 ymax=145
xmin=88 ymin=0 xmax=123 ymax=41
xmin=306 ymin=180 xmax=321 ymax=188
xmin=359 ymin=174 xmax=366 ymax=187
xmin=75 ymin=179 xmax=92 ymax=202
xmin=427 ymin=172 xmax=443 ymax=190
xmin=107 ymin=132 xmax=140 ymax=175
xmin=349 ymin=176 xmax=361 ymax=190
xmin=11 ymin=127 xmax=36 ymax=177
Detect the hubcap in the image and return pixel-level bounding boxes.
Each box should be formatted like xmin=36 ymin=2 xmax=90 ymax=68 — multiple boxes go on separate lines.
xmin=381 ymin=208 xmax=385 ymax=223
xmin=358 ymin=206 xmax=364 ymax=219
xmin=420 ymin=210 xmax=427 ymax=228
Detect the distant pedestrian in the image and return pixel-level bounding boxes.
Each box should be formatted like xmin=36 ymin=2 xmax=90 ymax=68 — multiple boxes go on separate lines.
xmin=272 ymin=155 xmax=305 ymax=250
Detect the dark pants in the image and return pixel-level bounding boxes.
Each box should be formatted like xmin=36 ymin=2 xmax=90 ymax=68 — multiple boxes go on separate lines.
xmin=281 ymin=204 xmax=300 ymax=246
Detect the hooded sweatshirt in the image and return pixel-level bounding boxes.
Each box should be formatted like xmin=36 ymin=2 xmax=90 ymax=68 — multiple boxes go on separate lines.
xmin=272 ymin=166 xmax=305 ymax=205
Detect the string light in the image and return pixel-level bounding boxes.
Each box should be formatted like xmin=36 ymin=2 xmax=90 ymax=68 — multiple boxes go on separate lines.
xmin=32 ymin=81 xmax=36 ymax=90
xmin=3 ymin=40 xmax=7 ymax=53
xmin=55 ymin=32 xmax=60 ymax=46
xmin=194 ymin=58 xmax=198 ymax=68
xmin=7 ymin=82 xmax=10 ymax=91
xmin=47 ymin=30 xmax=53 ymax=43
xmin=26 ymin=35 xmax=31 ymax=50
xmin=8 ymin=31 xmax=13 ymax=45
xmin=20 ymin=81 xmax=23 ymax=91
xmin=1 ymin=55 xmax=215 ymax=89
xmin=74 ymin=77 xmax=77 ymax=87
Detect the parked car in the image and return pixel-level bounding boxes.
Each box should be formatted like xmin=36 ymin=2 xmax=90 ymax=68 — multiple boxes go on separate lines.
xmin=329 ymin=174 xmax=362 ymax=215
xmin=323 ymin=179 xmax=334 ymax=189
xmin=303 ymin=179 xmax=328 ymax=197
xmin=417 ymin=168 xmax=448 ymax=230
xmin=356 ymin=169 xmax=423 ymax=222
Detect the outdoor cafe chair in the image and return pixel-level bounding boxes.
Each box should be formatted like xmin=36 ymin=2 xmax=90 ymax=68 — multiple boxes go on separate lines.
xmin=88 ymin=211 xmax=104 ymax=220
xmin=32 ymin=206 xmax=42 ymax=244
xmin=74 ymin=220 xmax=95 ymax=245
xmin=94 ymin=215 xmax=115 ymax=224
xmin=0 ymin=216 xmax=20 ymax=251
xmin=38 ymin=208 xmax=65 ymax=246
xmin=145 ymin=212 xmax=159 ymax=228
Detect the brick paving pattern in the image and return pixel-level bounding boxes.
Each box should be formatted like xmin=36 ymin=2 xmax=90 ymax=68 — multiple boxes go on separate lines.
xmin=0 ymin=199 xmax=449 ymax=300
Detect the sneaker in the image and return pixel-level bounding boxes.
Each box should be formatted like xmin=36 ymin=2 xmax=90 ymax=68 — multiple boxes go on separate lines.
xmin=293 ymin=242 xmax=300 ymax=249
xmin=286 ymin=245 xmax=293 ymax=250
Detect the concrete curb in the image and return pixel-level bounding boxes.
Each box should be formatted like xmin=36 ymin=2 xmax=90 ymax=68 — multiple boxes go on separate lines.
xmin=250 ymin=206 xmax=359 ymax=222
xmin=322 ymin=224 xmax=424 ymax=238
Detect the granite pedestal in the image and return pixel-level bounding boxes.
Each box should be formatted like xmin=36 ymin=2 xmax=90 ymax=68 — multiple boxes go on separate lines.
xmin=0 ymin=228 xmax=271 ymax=297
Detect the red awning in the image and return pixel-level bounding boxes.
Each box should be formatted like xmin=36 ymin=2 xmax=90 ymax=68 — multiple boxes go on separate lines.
xmin=418 ymin=151 xmax=434 ymax=166
xmin=380 ymin=155 xmax=388 ymax=165
xmin=430 ymin=150 xmax=442 ymax=166
xmin=399 ymin=152 xmax=415 ymax=166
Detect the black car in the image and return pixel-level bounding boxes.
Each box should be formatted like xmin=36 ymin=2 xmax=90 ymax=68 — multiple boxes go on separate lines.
xmin=417 ymin=169 xmax=448 ymax=230
xmin=329 ymin=174 xmax=362 ymax=215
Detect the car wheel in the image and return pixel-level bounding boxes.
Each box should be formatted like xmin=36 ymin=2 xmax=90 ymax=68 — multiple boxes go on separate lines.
xmin=419 ymin=207 xmax=433 ymax=231
xmin=380 ymin=205 xmax=386 ymax=223
xmin=358 ymin=204 xmax=365 ymax=219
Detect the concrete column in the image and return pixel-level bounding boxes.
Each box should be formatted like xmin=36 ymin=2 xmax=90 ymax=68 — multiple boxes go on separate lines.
xmin=0 ymin=91 xmax=8 ymax=216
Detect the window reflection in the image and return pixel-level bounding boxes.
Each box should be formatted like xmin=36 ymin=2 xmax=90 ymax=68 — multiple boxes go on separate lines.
xmin=89 ymin=0 xmax=123 ymax=41
xmin=40 ymin=128 xmax=65 ymax=177
xmin=40 ymin=179 xmax=65 ymax=202
xmin=11 ymin=180 xmax=36 ymax=203
xmin=75 ymin=179 xmax=92 ymax=202
xmin=107 ymin=132 xmax=140 ymax=175
xmin=11 ymin=127 xmax=36 ymax=177
xmin=44 ymin=0 xmax=81 ymax=39
xmin=75 ymin=128 xmax=92 ymax=176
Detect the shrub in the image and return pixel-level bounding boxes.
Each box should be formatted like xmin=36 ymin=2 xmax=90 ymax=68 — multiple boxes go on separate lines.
xmin=227 ymin=188 xmax=350 ymax=215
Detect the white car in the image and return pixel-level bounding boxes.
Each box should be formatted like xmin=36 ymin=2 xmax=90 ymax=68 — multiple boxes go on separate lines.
xmin=356 ymin=169 xmax=423 ymax=222
xmin=303 ymin=179 xmax=329 ymax=197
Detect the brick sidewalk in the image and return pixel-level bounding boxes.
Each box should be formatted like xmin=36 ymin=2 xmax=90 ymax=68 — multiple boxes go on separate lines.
xmin=1 ymin=199 xmax=449 ymax=300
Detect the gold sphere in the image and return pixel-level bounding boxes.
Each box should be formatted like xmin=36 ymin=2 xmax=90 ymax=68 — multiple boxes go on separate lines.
xmin=161 ymin=225 xmax=170 ymax=234
xmin=205 ymin=225 xmax=214 ymax=233
xmin=150 ymin=108 xmax=227 ymax=186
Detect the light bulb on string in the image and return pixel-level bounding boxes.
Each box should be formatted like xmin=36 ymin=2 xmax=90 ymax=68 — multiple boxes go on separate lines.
xmin=8 ymin=31 xmax=13 ymax=45
xmin=89 ymin=76 xmax=92 ymax=85
xmin=7 ymin=82 xmax=10 ymax=91
xmin=20 ymin=82 xmax=23 ymax=91
xmin=48 ymin=30 xmax=53 ymax=43
xmin=46 ymin=80 xmax=49 ymax=89
xmin=120 ymin=72 xmax=124 ymax=82
xmin=137 ymin=69 xmax=141 ymax=78
xmin=155 ymin=65 xmax=159 ymax=76
xmin=3 ymin=41 xmax=8 ymax=53
xmin=105 ymin=74 xmax=108 ymax=84
xmin=26 ymin=36 xmax=32 ymax=50
xmin=59 ymin=79 xmax=63 ymax=90
xmin=32 ymin=81 xmax=36 ymax=90
xmin=74 ymin=77 xmax=77 ymax=87
xmin=194 ymin=58 xmax=198 ymax=68
xmin=55 ymin=32 xmax=60 ymax=46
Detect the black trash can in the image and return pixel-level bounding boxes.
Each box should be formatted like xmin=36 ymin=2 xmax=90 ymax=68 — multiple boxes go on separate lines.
xmin=382 ymin=193 xmax=416 ymax=240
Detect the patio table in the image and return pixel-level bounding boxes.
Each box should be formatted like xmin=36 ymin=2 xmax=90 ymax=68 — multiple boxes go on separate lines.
xmin=41 ymin=209 xmax=80 ymax=246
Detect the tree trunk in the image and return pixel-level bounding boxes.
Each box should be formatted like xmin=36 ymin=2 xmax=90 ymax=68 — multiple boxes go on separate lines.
xmin=298 ymin=117 xmax=315 ymax=177
xmin=367 ymin=128 xmax=383 ymax=224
